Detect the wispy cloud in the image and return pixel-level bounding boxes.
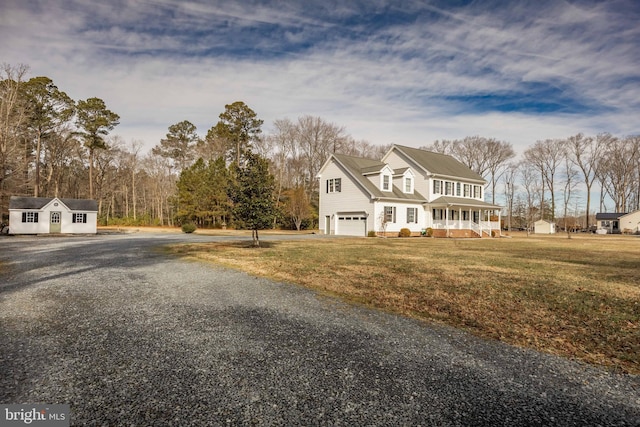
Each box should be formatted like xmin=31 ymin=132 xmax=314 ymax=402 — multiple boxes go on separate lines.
xmin=1 ymin=0 xmax=638 ymax=154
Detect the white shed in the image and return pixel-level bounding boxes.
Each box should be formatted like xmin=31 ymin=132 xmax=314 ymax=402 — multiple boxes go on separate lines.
xmin=534 ymin=219 xmax=556 ymax=234
xmin=9 ymin=196 xmax=98 ymax=235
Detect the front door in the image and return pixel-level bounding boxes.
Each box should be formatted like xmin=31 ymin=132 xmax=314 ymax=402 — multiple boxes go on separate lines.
xmin=50 ymin=211 xmax=61 ymax=233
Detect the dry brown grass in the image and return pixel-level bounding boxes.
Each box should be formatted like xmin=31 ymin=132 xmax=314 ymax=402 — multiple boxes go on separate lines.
xmin=168 ymin=233 xmax=640 ymax=374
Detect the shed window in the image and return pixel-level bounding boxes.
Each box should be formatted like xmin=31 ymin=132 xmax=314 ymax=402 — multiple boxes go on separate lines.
xmin=72 ymin=213 xmax=88 ymax=223
xmin=22 ymin=212 xmax=39 ymax=223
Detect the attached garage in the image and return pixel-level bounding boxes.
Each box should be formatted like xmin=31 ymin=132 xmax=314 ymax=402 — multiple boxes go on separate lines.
xmin=336 ymin=212 xmax=367 ymax=236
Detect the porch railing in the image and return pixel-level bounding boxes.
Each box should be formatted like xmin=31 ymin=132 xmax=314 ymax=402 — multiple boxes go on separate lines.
xmin=432 ymin=220 xmax=501 ymax=236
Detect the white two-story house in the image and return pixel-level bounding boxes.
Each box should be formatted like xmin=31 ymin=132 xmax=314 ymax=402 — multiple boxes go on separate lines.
xmin=318 ymin=144 xmax=502 ymax=237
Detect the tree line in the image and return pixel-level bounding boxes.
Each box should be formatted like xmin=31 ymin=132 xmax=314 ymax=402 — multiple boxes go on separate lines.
xmin=424 ymin=134 xmax=640 ymax=231
xmin=2 ymin=64 xmax=639 ymax=233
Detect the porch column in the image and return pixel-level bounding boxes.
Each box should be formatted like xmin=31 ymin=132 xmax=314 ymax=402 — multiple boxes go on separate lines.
xmin=458 ymin=208 xmax=462 ymax=229
xmin=498 ymin=210 xmax=501 ymax=236
xmin=445 ymin=207 xmax=449 ymax=229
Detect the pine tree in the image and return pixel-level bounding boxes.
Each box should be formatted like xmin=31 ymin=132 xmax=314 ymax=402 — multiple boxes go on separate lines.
xmin=229 ymin=151 xmax=276 ymax=247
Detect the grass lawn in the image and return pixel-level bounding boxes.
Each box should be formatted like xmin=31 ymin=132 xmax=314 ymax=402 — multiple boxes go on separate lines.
xmin=168 ymin=232 xmax=640 ymax=375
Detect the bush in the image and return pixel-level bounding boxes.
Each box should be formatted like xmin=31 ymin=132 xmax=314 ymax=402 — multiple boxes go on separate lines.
xmin=367 ymin=230 xmax=377 ymax=237
xmin=181 ymin=222 xmax=197 ymax=234
xmin=398 ymin=228 xmax=411 ymax=237
xmin=426 ymin=227 xmax=433 ymax=237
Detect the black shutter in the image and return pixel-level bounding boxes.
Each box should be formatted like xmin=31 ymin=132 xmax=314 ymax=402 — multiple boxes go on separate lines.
xmin=34 ymin=213 xmax=38 ymax=222
xmin=72 ymin=214 xmax=76 ymax=223
xmin=22 ymin=212 xmax=26 ymax=222
xmin=83 ymin=214 xmax=87 ymax=223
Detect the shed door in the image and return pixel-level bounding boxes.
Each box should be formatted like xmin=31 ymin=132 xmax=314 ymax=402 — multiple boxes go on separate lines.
xmin=50 ymin=211 xmax=61 ymax=233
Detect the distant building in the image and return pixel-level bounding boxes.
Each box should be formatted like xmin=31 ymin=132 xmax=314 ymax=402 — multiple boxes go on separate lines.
xmin=596 ymin=211 xmax=640 ymax=234
xmin=533 ymin=219 xmax=555 ymax=234
xmin=9 ymin=196 xmax=98 ymax=235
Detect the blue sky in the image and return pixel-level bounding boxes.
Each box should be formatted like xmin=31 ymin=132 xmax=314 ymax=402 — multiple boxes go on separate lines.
xmin=1 ymin=0 xmax=639 ymax=155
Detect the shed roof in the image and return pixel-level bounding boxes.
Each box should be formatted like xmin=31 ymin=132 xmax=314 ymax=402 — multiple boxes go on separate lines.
xmin=9 ymin=196 xmax=98 ymax=211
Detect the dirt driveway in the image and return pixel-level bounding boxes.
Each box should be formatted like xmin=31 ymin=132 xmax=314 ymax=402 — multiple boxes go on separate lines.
xmin=1 ymin=233 xmax=639 ymax=425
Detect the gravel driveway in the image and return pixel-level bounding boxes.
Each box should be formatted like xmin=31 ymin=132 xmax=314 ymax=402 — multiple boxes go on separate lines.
xmin=1 ymin=232 xmax=639 ymax=426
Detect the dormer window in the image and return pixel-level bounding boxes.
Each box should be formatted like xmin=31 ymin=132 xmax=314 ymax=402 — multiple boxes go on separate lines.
xmin=405 ymin=177 xmax=412 ymax=193
xmin=382 ymin=174 xmax=391 ymax=191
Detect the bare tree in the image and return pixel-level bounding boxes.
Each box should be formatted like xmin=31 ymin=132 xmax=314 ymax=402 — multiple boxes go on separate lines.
xmin=295 ymin=115 xmax=347 ymax=199
xmin=520 ymin=161 xmax=542 ymax=235
xmin=598 ymin=135 xmax=640 ymax=212
xmin=524 ymin=139 xmax=566 ymax=221
xmin=267 ymin=118 xmax=296 ymax=227
xmin=565 ymin=133 xmax=604 ymax=230
xmin=503 ymin=163 xmax=518 ymax=232
xmin=561 ymin=155 xmax=579 ymax=237
xmin=485 ymin=138 xmax=515 ymax=204
xmin=42 ymin=126 xmax=80 ymax=197
xmin=0 ymin=64 xmax=29 ymax=213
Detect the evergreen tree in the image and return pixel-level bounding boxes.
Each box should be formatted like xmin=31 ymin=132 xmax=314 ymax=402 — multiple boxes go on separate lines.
xmin=228 ymin=151 xmax=276 ymax=246
xmin=75 ymin=97 xmax=119 ymax=199
xmin=175 ymin=157 xmax=231 ymax=227
xmin=209 ymin=101 xmax=263 ymax=165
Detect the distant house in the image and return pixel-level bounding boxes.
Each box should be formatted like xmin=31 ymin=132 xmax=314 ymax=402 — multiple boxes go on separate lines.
xmin=533 ymin=219 xmax=555 ymax=234
xmin=9 ymin=197 xmax=98 ymax=235
xmin=317 ymin=144 xmax=502 ymax=237
xmin=595 ymin=212 xmax=625 ymax=234
xmin=596 ymin=211 xmax=640 ymax=234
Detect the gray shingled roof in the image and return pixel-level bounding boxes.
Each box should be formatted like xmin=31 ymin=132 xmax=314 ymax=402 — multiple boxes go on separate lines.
xmin=391 ymin=145 xmax=485 ymax=182
xmin=9 ymin=196 xmax=98 ymax=211
xmin=595 ymin=212 xmax=626 ymax=220
xmin=332 ymin=154 xmax=427 ymax=202
xmin=429 ymin=196 xmax=501 ymax=209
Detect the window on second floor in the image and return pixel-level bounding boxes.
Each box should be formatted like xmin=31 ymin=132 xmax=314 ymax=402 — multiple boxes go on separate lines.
xmin=404 ymin=177 xmax=412 ymax=193
xmin=473 ymin=185 xmax=482 ymax=199
xmin=456 ymin=182 xmax=461 ymax=196
xmin=433 ymin=180 xmax=442 ymax=194
xmin=445 ymin=181 xmax=452 ymax=195
xmin=326 ymin=178 xmax=341 ymax=193
xmin=382 ymin=174 xmax=391 ymax=191
xmin=464 ymin=184 xmax=470 ymax=197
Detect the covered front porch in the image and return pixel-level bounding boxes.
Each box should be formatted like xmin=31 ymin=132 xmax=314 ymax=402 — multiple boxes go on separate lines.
xmin=427 ymin=197 xmax=502 ymax=238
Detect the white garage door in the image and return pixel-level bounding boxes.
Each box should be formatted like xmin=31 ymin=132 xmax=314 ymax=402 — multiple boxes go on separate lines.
xmin=337 ymin=214 xmax=367 ymax=236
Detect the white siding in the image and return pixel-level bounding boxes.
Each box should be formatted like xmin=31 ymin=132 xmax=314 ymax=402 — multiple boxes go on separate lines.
xmin=318 ymin=160 xmax=374 ymax=234
xmin=9 ymin=210 xmax=48 ymax=234
xmin=384 ymin=150 xmax=431 ymax=198
xmin=373 ymin=202 xmax=425 ymax=234
xmin=620 ymin=210 xmax=640 ymax=233
xmin=9 ymin=198 xmax=97 ymax=234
